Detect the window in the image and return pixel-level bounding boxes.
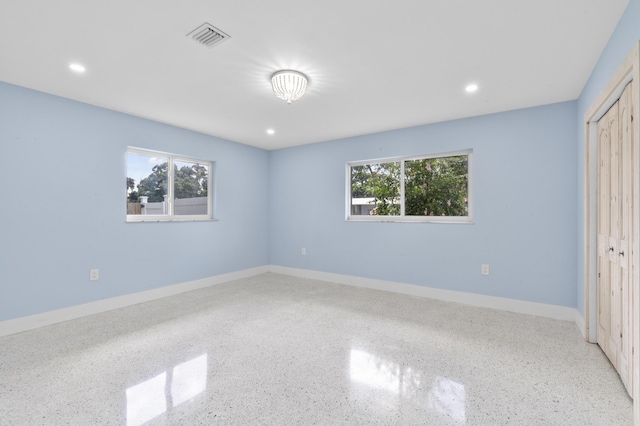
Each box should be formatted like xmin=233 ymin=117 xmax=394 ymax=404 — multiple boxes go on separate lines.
xmin=347 ymin=150 xmax=472 ymax=223
xmin=126 ymin=147 xmax=214 ymax=222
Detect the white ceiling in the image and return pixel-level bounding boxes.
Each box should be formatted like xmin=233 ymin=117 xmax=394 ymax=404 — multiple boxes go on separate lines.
xmin=0 ymin=0 xmax=629 ymax=150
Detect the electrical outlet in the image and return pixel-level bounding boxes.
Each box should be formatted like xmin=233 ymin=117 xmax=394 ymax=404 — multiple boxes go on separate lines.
xmin=481 ymin=264 xmax=490 ymax=276
xmin=90 ymin=269 xmax=99 ymax=281
xmin=301 ymin=247 xmax=307 ymax=256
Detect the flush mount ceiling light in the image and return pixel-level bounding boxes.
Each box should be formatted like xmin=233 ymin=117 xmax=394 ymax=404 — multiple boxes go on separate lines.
xmin=271 ymin=70 xmax=308 ymax=104
xmin=465 ymin=83 xmax=479 ymax=93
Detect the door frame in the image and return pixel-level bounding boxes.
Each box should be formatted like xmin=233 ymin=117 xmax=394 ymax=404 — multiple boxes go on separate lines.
xmin=584 ymin=41 xmax=639 ymax=423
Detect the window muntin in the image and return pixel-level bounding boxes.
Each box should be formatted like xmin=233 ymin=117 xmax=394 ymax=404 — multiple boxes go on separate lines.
xmin=126 ymin=148 xmax=213 ymax=222
xmin=347 ymin=151 xmax=472 ymax=223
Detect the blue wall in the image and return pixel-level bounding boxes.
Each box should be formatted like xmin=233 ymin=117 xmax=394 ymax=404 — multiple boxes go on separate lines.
xmin=2 ymin=0 xmax=636 ymax=322
xmin=576 ymin=0 xmax=640 ymax=315
xmin=269 ymin=102 xmax=578 ymax=307
xmin=0 ymin=82 xmax=269 ymax=322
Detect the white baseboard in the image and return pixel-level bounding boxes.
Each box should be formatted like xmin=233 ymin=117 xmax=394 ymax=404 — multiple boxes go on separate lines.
xmin=0 ymin=265 xmax=269 ymax=338
xmin=269 ymin=265 xmax=579 ymax=322
xmin=1 ymin=265 xmax=581 ymax=338
xmin=575 ymin=310 xmax=586 ymax=339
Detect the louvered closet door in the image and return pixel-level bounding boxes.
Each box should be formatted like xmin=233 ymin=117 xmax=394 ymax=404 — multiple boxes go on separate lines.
xmin=597 ymin=101 xmax=616 ymax=367
xmin=618 ymin=82 xmax=633 ymax=393
xmin=596 ymin=81 xmax=634 ymax=396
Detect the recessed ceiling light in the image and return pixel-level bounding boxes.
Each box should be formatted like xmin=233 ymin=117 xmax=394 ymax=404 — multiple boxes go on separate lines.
xmin=69 ymin=63 xmax=86 ymax=73
xmin=266 ymin=129 xmax=275 ymax=135
xmin=465 ymin=84 xmax=478 ymax=93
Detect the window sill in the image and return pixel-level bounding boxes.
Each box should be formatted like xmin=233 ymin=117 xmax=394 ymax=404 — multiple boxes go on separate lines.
xmin=126 ymin=216 xmax=218 ymax=223
xmin=346 ymin=216 xmax=473 ymax=224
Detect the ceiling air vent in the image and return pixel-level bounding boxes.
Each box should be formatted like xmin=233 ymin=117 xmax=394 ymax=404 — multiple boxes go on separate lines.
xmin=186 ymin=23 xmax=230 ymax=48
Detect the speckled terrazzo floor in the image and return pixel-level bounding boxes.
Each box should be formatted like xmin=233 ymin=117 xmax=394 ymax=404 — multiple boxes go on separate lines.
xmin=0 ymin=273 xmax=633 ymax=425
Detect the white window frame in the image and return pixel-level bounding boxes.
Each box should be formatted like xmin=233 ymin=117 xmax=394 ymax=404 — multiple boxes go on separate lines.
xmin=126 ymin=147 xmax=215 ymax=222
xmin=346 ymin=150 xmax=473 ymax=223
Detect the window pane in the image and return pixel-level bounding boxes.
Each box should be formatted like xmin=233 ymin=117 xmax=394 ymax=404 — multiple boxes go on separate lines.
xmin=174 ymin=160 xmax=209 ymax=216
xmin=127 ymin=153 xmax=169 ymax=216
xmin=404 ymin=155 xmax=468 ymax=217
xmin=350 ymin=162 xmax=401 ymax=216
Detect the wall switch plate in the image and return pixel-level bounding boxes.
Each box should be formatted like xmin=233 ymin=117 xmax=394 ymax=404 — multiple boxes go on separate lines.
xmin=481 ymin=264 xmax=490 ymax=275
xmin=301 ymin=248 xmax=307 ymax=256
xmin=90 ymin=269 xmax=99 ymax=281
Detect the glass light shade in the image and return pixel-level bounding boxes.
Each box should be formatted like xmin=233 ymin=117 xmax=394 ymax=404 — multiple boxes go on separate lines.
xmin=271 ymin=70 xmax=308 ymax=104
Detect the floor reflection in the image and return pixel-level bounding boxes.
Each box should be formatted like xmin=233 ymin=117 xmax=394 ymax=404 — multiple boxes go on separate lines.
xmin=172 ymin=354 xmax=208 ymax=407
xmin=126 ymin=372 xmax=167 ymax=426
xmin=428 ymin=376 xmax=466 ymax=424
xmin=126 ymin=353 xmax=207 ymax=426
xmin=350 ymin=349 xmax=400 ymax=394
xmin=349 ymin=348 xmax=465 ymax=424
